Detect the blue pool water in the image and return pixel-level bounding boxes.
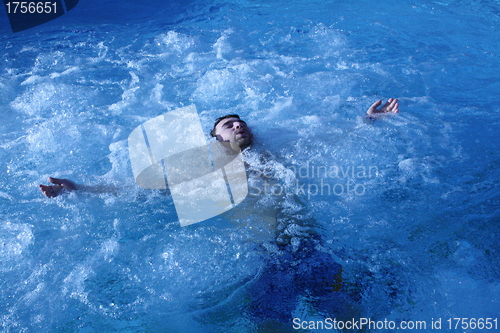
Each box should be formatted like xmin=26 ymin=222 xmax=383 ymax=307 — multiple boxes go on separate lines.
xmin=1 ymin=0 xmax=499 ymax=332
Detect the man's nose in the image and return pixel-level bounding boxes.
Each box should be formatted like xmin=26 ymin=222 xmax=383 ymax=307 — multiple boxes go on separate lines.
xmin=234 ymin=122 xmax=242 ymax=129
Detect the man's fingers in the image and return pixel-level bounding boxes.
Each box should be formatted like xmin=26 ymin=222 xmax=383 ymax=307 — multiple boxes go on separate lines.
xmin=48 ymin=177 xmax=64 ymax=185
xmin=372 ymin=100 xmax=382 ymax=108
xmin=367 ymin=98 xmax=400 ymax=117
xmin=48 ymin=177 xmax=60 ymax=184
xmin=48 ymin=177 xmax=77 ymax=190
xmin=39 ymin=185 xmax=58 ymax=198
xmin=393 ymin=102 xmax=399 ymax=113
xmin=389 ymin=99 xmax=399 ymax=113
xmin=383 ymin=98 xmax=398 ymax=112
xmin=367 ymin=100 xmax=382 ymax=114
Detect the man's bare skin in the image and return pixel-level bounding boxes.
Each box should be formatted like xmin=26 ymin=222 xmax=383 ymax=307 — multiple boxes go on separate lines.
xmin=39 ymin=99 xmax=399 ymax=198
xmin=367 ymin=98 xmax=399 ymax=117
xmin=39 ymin=177 xmax=77 ymax=198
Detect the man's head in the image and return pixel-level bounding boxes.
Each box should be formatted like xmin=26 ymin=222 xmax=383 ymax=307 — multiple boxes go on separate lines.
xmin=211 ymin=114 xmax=253 ymax=149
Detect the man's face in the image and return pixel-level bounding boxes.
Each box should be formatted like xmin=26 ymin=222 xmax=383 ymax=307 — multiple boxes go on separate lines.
xmin=214 ymin=117 xmax=253 ymax=149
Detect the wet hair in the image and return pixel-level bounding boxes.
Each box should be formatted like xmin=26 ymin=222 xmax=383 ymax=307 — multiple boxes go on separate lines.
xmin=210 ymin=114 xmax=242 ymax=137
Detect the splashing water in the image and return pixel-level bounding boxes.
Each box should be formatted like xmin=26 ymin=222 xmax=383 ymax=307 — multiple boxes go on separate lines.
xmin=1 ymin=0 xmax=499 ymax=331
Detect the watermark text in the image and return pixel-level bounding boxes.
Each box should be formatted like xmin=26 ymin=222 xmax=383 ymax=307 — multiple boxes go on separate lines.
xmin=250 ymin=163 xmax=380 ymax=199
xmin=292 ymin=317 xmax=499 ymax=331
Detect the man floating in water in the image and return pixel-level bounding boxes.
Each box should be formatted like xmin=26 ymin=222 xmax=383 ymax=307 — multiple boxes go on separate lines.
xmin=207 ymin=98 xmax=399 ymax=326
xmin=38 ymin=98 xmax=399 ymax=326
xmin=38 ymin=98 xmax=399 ymax=197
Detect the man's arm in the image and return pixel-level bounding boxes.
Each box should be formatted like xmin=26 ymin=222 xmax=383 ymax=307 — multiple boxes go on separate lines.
xmin=39 ymin=177 xmax=123 ymax=198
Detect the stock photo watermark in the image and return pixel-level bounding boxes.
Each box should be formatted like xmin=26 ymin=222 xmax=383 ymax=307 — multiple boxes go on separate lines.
xmin=3 ymin=0 xmax=80 ymax=32
xmin=128 ymin=105 xmax=248 ymax=227
xmin=292 ymin=317 xmax=499 ymax=331
xmin=250 ymin=162 xmax=380 ymax=199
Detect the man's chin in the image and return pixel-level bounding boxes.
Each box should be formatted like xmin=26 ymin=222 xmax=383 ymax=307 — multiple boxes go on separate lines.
xmin=235 ymin=137 xmax=252 ymax=149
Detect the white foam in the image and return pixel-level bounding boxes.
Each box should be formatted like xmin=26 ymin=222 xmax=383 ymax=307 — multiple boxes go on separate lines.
xmin=26 ymin=123 xmax=57 ymax=152
xmin=153 ymin=31 xmax=196 ymax=57
xmin=0 ymin=222 xmax=34 ymax=271
xmin=0 ymin=191 xmax=13 ymax=200
xmin=11 ymin=83 xmax=58 ymax=116
xmin=108 ymin=72 xmax=140 ymax=115
xmin=213 ymin=29 xmax=234 ymax=60
xmin=20 ymin=75 xmax=44 ymax=85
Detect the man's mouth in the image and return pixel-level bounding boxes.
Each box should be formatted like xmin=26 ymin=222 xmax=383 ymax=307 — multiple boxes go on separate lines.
xmin=236 ymin=130 xmax=247 ymax=136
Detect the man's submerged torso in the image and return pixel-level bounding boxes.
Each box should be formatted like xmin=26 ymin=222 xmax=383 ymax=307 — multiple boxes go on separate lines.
xmin=220 ymin=147 xmax=319 ymax=251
